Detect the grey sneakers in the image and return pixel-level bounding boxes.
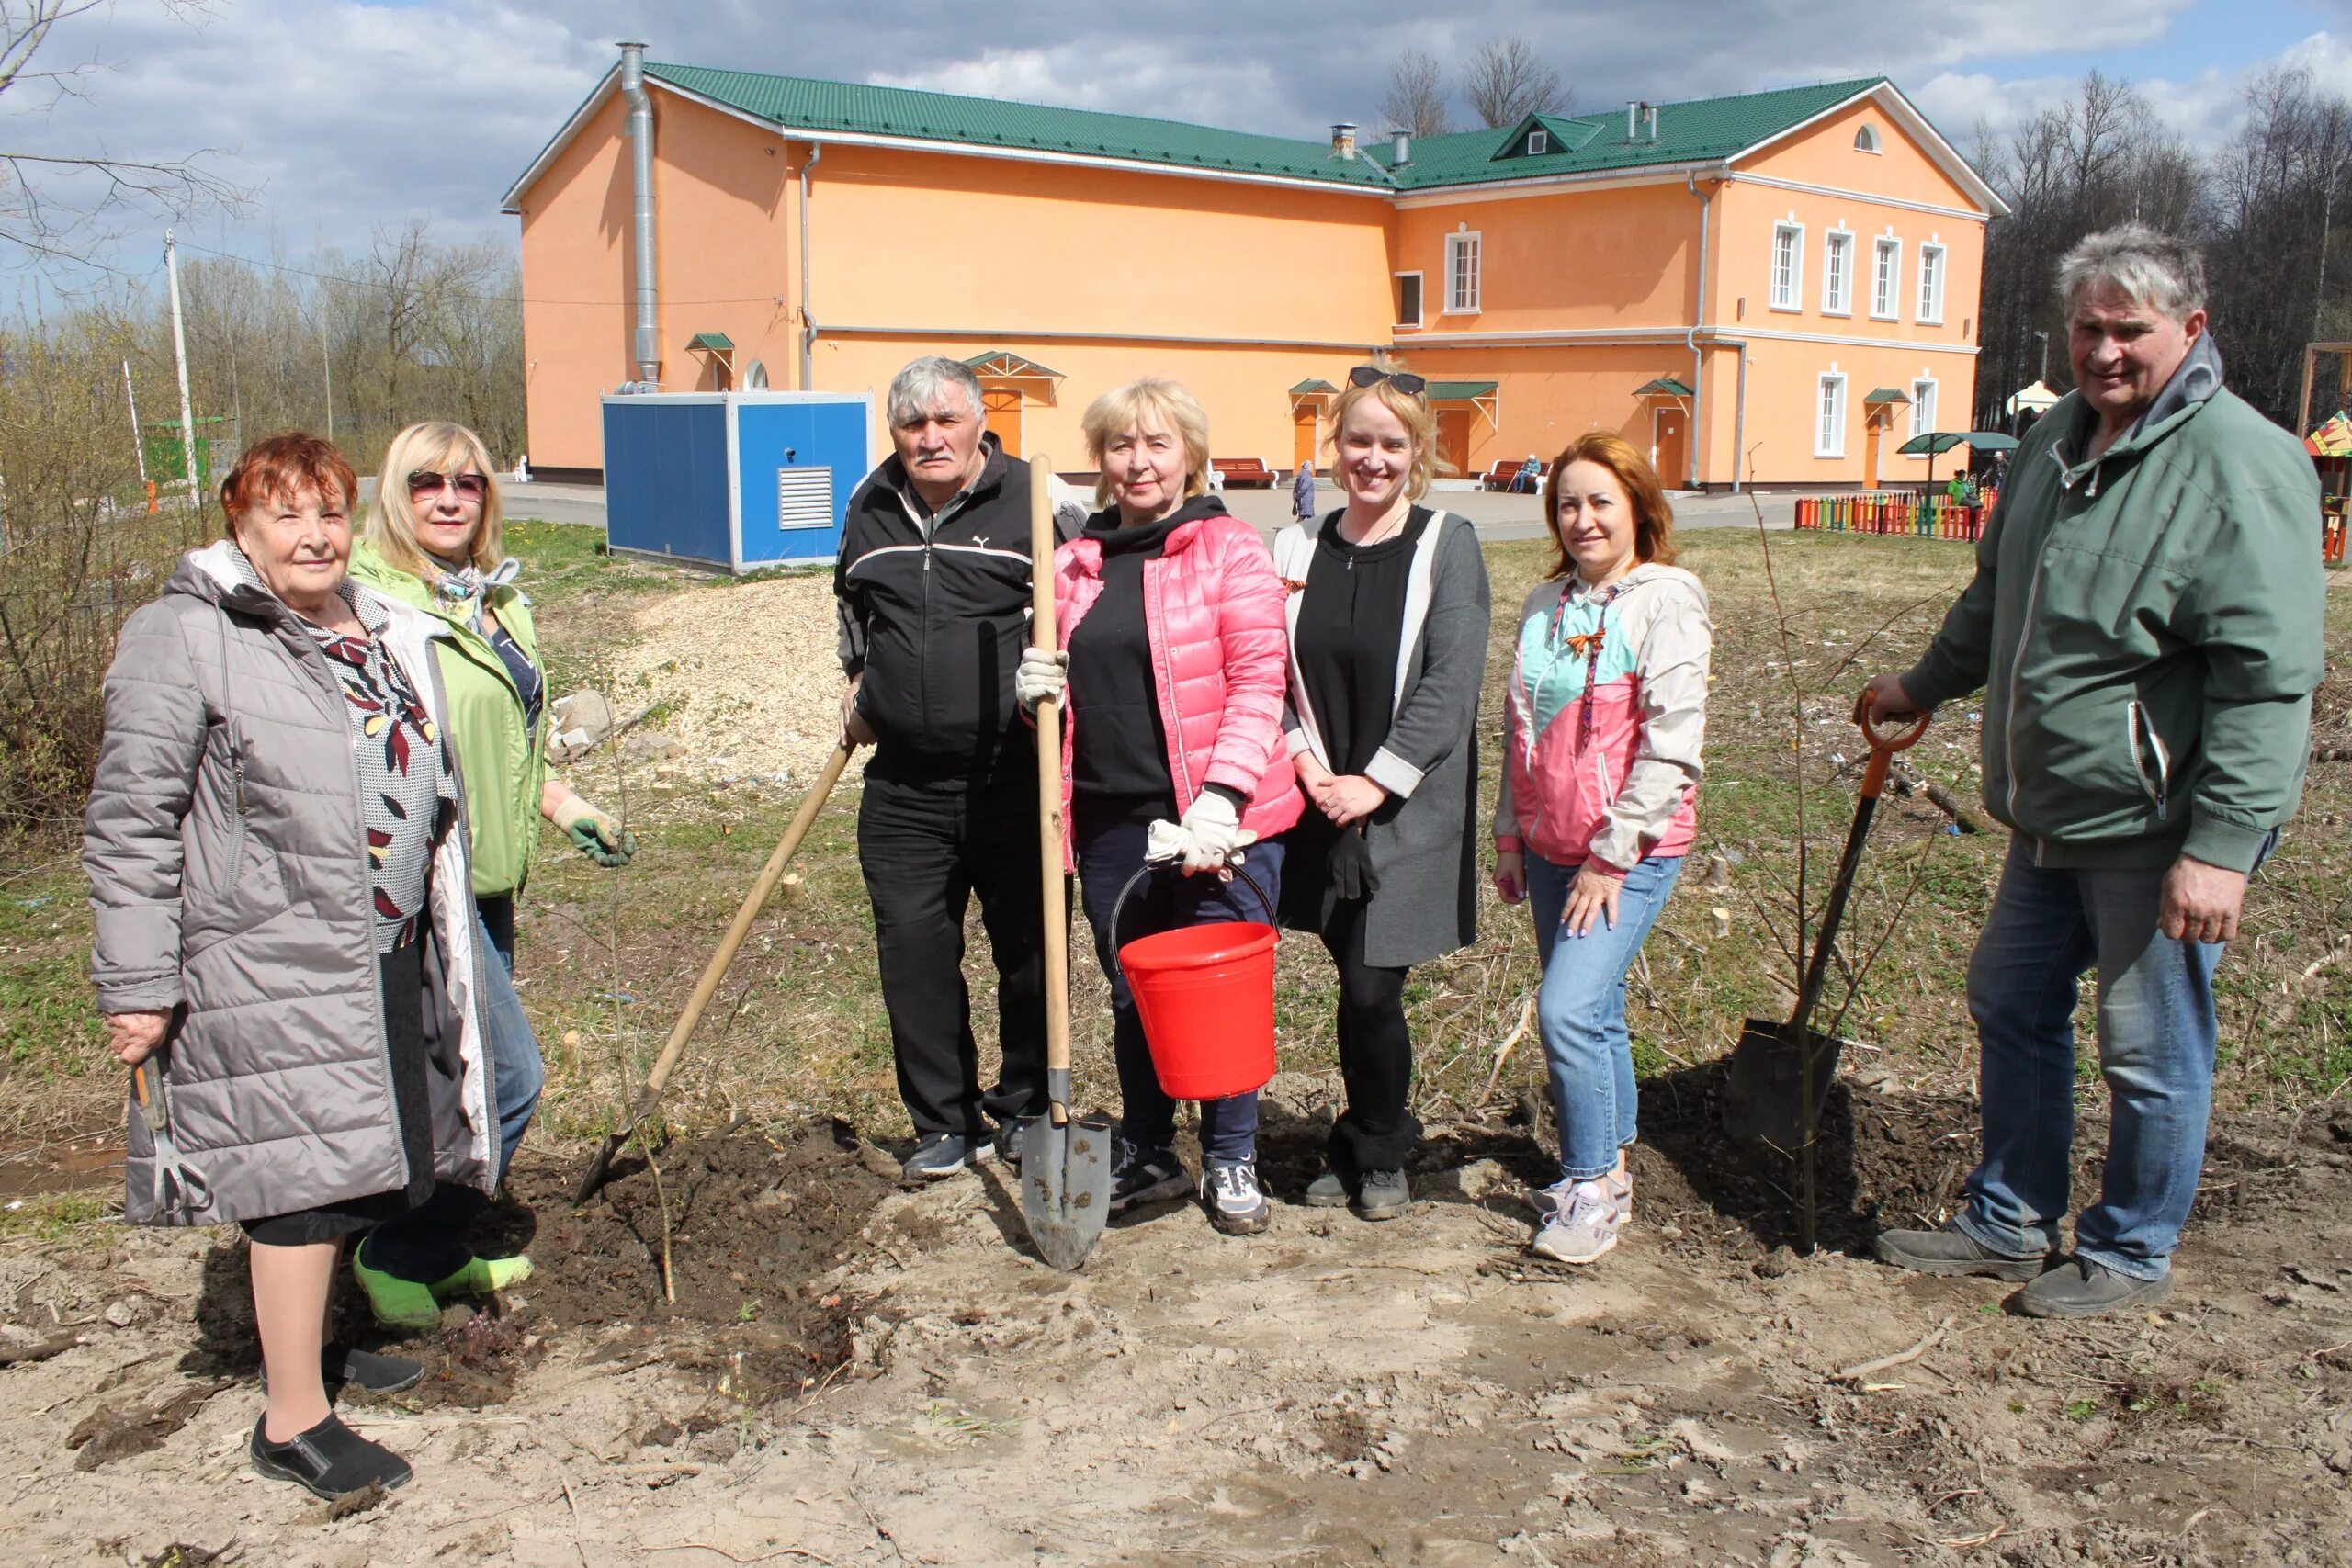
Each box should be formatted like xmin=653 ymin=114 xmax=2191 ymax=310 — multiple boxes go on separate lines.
xmin=1873 ymin=1223 xmax=2053 ymax=1282
xmin=1530 ymin=1171 xmax=1631 ymax=1264
xmin=1203 ymin=1161 xmax=1272 ymax=1235
xmin=2011 ymin=1256 xmax=2173 ymax=1318
xmin=1303 ymin=1166 xmax=1412 ymax=1220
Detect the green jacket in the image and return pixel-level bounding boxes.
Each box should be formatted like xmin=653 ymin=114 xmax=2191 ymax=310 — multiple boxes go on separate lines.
xmin=1901 ymin=336 xmax=2324 ymax=874
xmin=350 ymin=541 xmax=549 ymax=897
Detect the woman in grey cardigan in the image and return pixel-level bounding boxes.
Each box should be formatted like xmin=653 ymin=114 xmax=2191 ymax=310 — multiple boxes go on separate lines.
xmin=85 ymin=433 xmax=495 ymax=1500
xmin=1274 ymin=368 xmax=1491 ymax=1218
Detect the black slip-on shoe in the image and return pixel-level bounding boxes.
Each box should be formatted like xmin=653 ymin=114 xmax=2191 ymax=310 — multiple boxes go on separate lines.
xmin=1302 ymin=1168 xmax=1351 ymax=1208
xmin=261 ymin=1346 xmax=425 ymax=1397
xmin=249 ymin=1413 xmax=413 ymax=1499
xmin=1874 ymin=1223 xmax=2052 ymax=1281
xmin=1351 ymin=1168 xmax=1413 ymax=1221
xmin=2011 ymin=1256 xmax=2174 ymax=1319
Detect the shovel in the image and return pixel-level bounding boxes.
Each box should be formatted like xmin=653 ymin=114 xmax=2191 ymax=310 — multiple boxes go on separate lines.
xmin=1723 ymin=691 xmax=1928 ymax=1251
xmin=1015 ymin=452 xmax=1113 ymax=1270
xmin=574 ymin=742 xmax=853 ymax=1203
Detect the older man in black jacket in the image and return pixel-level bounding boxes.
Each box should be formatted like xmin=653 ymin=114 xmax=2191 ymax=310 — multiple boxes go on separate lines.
xmin=836 ymin=355 xmax=1077 ymax=1179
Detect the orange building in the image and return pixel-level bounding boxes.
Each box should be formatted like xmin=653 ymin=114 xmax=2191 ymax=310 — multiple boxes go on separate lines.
xmin=504 ymin=49 xmax=2005 ymax=490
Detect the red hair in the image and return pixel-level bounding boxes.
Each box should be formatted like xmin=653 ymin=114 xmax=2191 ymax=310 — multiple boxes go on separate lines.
xmin=1540 ymin=431 xmax=1677 ymax=580
xmin=218 ymin=432 xmax=356 ymax=536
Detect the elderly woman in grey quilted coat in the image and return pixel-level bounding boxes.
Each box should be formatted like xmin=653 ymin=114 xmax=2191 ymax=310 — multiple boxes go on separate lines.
xmin=85 ymin=432 xmax=494 ymax=1501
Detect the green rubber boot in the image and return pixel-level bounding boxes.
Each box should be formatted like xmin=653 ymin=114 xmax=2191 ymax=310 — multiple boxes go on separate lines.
xmin=431 ymin=1254 xmax=533 ymax=1301
xmin=351 ymin=1250 xmax=444 ymax=1332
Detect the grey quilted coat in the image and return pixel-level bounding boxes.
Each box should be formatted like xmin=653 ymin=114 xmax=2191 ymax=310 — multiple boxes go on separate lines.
xmin=85 ymin=541 xmax=496 ymax=1227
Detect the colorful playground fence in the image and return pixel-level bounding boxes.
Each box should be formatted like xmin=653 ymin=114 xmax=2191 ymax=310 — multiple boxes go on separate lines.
xmin=1792 ymin=490 xmax=1996 ymax=541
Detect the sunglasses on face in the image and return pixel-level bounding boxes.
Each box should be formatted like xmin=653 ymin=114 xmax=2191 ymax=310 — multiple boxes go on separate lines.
xmin=1349 ymin=366 xmax=1427 ymax=396
xmin=407 ymin=470 xmax=488 ymax=502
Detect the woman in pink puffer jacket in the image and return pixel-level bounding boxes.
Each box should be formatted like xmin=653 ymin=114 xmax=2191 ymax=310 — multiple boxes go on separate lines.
xmin=1015 ymin=378 xmax=1302 ymax=1236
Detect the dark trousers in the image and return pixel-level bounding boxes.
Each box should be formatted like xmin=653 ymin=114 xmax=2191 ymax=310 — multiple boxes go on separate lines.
xmin=1073 ymin=804 xmax=1282 ymax=1166
xmin=859 ymin=770 xmax=1048 ymax=1139
xmin=1317 ymin=897 xmax=1420 ymax=1174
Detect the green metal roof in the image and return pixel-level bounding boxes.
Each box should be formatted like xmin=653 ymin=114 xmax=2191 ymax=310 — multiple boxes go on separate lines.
xmin=1427 ymin=380 xmax=1498 ymax=400
xmin=1635 ymin=377 xmax=1695 ymax=398
xmin=686 ymin=332 xmax=735 ymax=352
xmin=1289 ymin=378 xmax=1338 ymax=396
xmin=1862 ymin=386 xmax=1912 ymax=403
xmin=625 ymin=62 xmax=1898 ymax=195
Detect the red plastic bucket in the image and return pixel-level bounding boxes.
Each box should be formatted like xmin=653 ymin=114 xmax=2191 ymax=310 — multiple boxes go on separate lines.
xmin=1108 ymin=861 xmax=1279 ymax=1100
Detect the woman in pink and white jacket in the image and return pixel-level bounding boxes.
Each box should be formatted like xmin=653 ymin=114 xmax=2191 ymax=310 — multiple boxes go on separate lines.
xmin=1015 ymin=378 xmax=1303 ymax=1235
xmin=1493 ymin=431 xmax=1712 ymax=1267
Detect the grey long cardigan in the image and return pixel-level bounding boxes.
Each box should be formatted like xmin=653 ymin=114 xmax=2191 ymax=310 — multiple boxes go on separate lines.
xmin=85 ymin=542 xmax=496 ymax=1227
xmin=1274 ymin=509 xmax=1492 ymax=967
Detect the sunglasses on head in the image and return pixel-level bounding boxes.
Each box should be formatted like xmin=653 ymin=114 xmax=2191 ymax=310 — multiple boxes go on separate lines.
xmin=407 ymin=470 xmax=488 ymax=502
xmin=1349 ymin=366 xmax=1427 ymax=396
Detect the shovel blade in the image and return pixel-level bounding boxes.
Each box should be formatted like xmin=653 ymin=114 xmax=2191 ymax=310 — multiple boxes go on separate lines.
xmin=1018 ymin=1112 xmax=1114 ymax=1271
xmin=1721 ymin=1019 xmax=1845 ymax=1154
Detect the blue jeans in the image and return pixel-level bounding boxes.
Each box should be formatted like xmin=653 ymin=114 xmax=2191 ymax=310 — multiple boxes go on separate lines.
xmin=476 ymin=895 xmax=543 ymax=1179
xmin=1954 ymin=838 xmax=2238 ymax=1281
xmin=1526 ymin=852 xmax=1684 ymax=1182
xmin=1074 ymin=806 xmax=1282 ymax=1168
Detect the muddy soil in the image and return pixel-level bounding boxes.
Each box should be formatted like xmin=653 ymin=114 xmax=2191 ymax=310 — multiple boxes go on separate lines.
xmin=2 ymin=1086 xmax=2348 ymax=1566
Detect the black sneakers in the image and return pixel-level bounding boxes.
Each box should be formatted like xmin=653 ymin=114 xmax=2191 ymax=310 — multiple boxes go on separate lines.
xmin=2012 ymin=1256 xmax=2175 ymax=1318
xmin=250 ymin=1413 xmax=413 ymax=1499
xmin=1351 ymin=1168 xmax=1412 ymax=1221
xmin=1873 ymin=1223 xmax=2053 ymax=1281
xmin=259 ymin=1346 xmax=424 ymax=1397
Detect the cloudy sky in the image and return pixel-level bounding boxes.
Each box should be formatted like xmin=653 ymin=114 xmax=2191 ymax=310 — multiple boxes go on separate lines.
xmin=6 ymin=0 xmax=2346 ymax=289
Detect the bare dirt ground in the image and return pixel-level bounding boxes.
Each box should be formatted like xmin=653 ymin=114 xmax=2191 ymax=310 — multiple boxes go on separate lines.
xmin=6 ymin=1073 xmax=2350 ymax=1567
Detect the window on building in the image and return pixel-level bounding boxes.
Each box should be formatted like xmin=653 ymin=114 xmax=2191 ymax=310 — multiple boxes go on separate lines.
xmin=1854 ymin=125 xmax=1881 ymax=153
xmin=1917 ymin=243 xmax=1947 ymax=323
xmin=1527 ymin=128 xmax=1549 ymax=155
xmin=1771 ymin=222 xmax=1804 ymax=311
xmin=1395 ymin=272 xmax=1423 ymax=328
xmin=746 ymin=360 xmax=769 ymax=389
xmin=1822 ymin=229 xmax=1854 ymax=315
xmin=1446 ymin=231 xmax=1482 ymax=312
xmin=1910 ymin=377 xmax=1938 ymax=439
xmin=1871 ymin=237 xmax=1901 ymax=321
xmin=1816 ymin=372 xmax=1848 ymax=457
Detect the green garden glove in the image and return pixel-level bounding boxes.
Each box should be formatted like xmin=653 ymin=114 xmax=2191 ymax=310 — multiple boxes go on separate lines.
xmin=550 ymin=795 xmax=634 ymax=868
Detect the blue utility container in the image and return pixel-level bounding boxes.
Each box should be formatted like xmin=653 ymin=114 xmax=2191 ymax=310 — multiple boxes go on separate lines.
xmin=601 ymin=391 xmax=874 ymax=571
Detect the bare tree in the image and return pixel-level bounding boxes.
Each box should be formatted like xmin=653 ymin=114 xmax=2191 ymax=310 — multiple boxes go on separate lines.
xmin=1461 ymin=37 xmax=1566 ymax=130
xmin=0 ymin=0 xmax=243 ymax=269
xmin=1379 ymin=49 xmax=1453 ymax=139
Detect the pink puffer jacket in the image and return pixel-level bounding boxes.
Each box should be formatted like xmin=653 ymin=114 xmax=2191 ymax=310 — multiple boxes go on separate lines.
xmin=1053 ymin=510 xmax=1305 ymax=869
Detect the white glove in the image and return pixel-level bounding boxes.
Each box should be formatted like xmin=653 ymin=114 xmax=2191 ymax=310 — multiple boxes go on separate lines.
xmin=1176 ymin=791 xmax=1252 ymax=875
xmin=1015 ymin=647 xmax=1069 ymax=714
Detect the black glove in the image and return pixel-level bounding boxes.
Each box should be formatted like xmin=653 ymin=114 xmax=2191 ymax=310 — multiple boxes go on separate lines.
xmin=1329 ymin=827 xmax=1380 ymax=903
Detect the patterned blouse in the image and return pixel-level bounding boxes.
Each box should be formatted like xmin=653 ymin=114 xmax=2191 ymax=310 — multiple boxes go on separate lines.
xmin=228 ymin=548 xmax=457 ymax=953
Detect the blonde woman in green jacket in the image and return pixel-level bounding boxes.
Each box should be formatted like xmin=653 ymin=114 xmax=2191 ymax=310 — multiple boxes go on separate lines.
xmin=346 ymin=420 xmax=635 ymax=1328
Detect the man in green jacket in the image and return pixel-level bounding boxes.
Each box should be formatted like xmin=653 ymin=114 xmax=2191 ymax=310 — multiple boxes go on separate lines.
xmin=1864 ymin=224 xmax=2324 ymax=1317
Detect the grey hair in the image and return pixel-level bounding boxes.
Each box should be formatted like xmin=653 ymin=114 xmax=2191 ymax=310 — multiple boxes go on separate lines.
xmin=887 ymin=355 xmax=986 ymax=427
xmin=2056 ymin=222 xmax=2207 ymax=320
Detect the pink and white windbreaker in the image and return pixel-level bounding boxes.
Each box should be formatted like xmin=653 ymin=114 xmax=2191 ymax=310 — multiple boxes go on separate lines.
xmin=1051 ymin=512 xmax=1306 ymax=870
xmin=1494 ymin=562 xmax=1712 ymax=875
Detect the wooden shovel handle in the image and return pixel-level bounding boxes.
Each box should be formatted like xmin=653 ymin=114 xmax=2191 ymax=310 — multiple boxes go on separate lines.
xmin=1031 ymin=456 xmax=1073 ymax=1116
xmin=634 ymin=743 xmax=851 ymax=1108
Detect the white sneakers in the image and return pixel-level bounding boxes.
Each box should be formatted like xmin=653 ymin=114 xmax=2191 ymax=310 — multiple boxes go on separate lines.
xmin=1530 ymin=1169 xmax=1632 ymax=1264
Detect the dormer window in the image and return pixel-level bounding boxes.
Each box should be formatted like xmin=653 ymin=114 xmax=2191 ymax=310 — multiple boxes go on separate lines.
xmin=1854 ymin=125 xmax=1881 ymax=153
xmin=1526 ymin=129 xmax=1548 ymax=155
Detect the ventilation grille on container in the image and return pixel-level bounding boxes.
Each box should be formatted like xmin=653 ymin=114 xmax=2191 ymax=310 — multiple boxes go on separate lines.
xmin=776 ymin=467 xmax=833 ymax=531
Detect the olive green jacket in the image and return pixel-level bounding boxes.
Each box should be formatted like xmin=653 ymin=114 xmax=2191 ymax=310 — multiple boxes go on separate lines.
xmin=1901 ymin=335 xmax=2324 ymax=874
xmin=350 ymin=541 xmax=549 ymax=897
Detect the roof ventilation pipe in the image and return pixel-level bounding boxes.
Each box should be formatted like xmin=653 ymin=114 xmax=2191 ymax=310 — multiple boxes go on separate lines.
xmin=1389 ymin=128 xmax=1411 ymax=166
xmin=1645 ymin=103 xmax=1659 ymax=141
xmin=1627 ymin=100 xmax=1639 ymax=139
xmin=1330 ymin=122 xmax=1357 ymax=160
xmin=620 ymin=40 xmax=662 ymax=390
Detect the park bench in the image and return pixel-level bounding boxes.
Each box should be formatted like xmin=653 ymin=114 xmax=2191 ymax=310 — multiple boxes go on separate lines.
xmin=1210 ymin=457 xmax=1277 ymax=489
xmin=1481 ymin=459 xmax=1548 ymax=491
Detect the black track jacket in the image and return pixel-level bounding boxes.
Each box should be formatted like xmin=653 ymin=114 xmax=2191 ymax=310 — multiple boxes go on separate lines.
xmin=835 ymin=436 xmax=1076 ymax=784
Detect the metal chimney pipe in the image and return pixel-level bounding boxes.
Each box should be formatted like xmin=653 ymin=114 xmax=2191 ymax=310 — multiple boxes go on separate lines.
xmin=620 ymin=41 xmax=661 ymax=388
xmin=1389 ymin=128 xmax=1411 ymax=166
xmin=1627 ymin=100 xmax=1639 ymax=139
xmin=1645 ymin=104 xmax=1658 ymax=141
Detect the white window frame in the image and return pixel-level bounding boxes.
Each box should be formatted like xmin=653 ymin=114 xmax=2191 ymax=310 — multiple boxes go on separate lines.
xmin=1526 ymin=128 xmax=1548 ymax=155
xmin=1815 ymin=370 xmax=1848 ymax=458
xmin=1821 ymin=226 xmax=1855 ymax=317
xmin=1909 ymin=376 xmax=1938 ymax=440
xmin=1394 ymin=270 xmax=1424 ymax=329
xmin=1854 ymin=125 xmax=1881 ymax=153
xmin=1917 ymin=242 xmax=1947 ymax=325
xmin=1770 ymin=220 xmax=1804 ymax=312
xmin=1871 ymin=235 xmax=1902 ymax=321
xmin=1444 ymin=231 xmax=1482 ymax=314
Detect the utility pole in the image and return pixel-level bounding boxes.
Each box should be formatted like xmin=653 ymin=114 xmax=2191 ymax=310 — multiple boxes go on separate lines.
xmin=122 ymin=357 xmax=148 ymax=487
xmin=164 ymin=230 xmax=200 ymax=511
xmin=320 ymin=317 xmax=334 ymax=440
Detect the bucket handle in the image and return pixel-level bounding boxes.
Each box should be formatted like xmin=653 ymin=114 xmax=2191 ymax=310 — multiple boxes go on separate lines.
xmin=1103 ymin=857 xmax=1276 ymax=987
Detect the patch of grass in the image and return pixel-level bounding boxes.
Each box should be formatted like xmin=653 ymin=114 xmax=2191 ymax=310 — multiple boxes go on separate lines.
xmin=0 ymin=1190 xmax=111 ymax=1241
xmin=2063 ymin=1398 xmax=2099 ymax=1422
xmin=1 ymin=865 xmax=101 ymax=1084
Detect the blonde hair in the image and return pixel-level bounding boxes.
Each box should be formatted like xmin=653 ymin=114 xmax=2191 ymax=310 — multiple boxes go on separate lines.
xmin=1080 ymin=377 xmax=1211 ymax=507
xmin=367 ymin=421 xmax=505 ymax=575
xmin=1329 ymin=375 xmax=1442 ymax=499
